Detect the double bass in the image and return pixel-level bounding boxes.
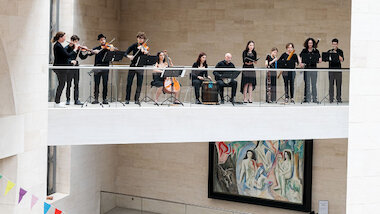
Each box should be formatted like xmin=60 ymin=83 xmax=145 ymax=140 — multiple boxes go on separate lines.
xmin=163 ymin=50 xmax=180 ymax=93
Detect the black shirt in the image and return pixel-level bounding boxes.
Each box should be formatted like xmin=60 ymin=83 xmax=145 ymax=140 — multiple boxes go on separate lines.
xmin=300 ymin=48 xmax=320 ymax=68
xmin=125 ymin=43 xmax=147 ymax=66
xmin=266 ymin=55 xmax=278 ymax=69
xmin=328 ymin=48 xmax=344 ymax=68
xmin=191 ymin=62 xmax=208 ymax=81
xmin=91 ymin=46 xmax=110 ymax=66
xmin=279 ymin=52 xmax=299 ymax=69
xmin=242 ymin=50 xmax=257 ymax=66
xmin=214 ymin=60 xmax=236 ymax=81
xmin=53 ymin=42 xmax=76 ymax=66
xmin=65 ymin=45 xmax=88 ymax=66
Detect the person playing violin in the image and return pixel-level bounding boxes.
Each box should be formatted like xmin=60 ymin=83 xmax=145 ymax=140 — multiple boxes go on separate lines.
xmin=151 ymin=51 xmax=180 ymax=104
xmin=124 ymin=32 xmax=149 ymax=105
xmin=88 ymin=34 xmax=115 ymax=105
xmin=65 ymin=35 xmax=90 ymax=105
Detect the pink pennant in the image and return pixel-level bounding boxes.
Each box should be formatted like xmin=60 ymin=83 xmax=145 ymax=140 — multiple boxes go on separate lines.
xmin=30 ymin=194 xmax=38 ymax=210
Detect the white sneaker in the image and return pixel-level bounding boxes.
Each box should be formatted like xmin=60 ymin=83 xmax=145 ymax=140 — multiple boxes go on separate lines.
xmin=54 ymin=102 xmax=66 ymax=108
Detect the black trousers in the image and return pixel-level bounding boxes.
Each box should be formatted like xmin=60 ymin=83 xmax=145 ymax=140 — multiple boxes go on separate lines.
xmin=216 ymin=80 xmax=237 ymax=100
xmin=192 ymin=79 xmax=203 ymax=99
xmin=329 ymin=71 xmax=342 ymax=102
xmin=94 ymin=70 xmax=109 ymax=100
xmin=66 ymin=69 xmax=80 ymax=101
xmin=54 ymin=69 xmax=67 ymax=104
xmin=304 ymin=71 xmax=318 ymax=102
xmin=283 ymin=71 xmax=295 ymax=99
xmin=265 ymin=71 xmax=277 ymax=102
xmin=125 ymin=70 xmax=144 ymax=101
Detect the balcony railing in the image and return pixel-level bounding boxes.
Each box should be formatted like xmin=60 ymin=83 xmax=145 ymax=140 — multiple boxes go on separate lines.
xmin=48 ymin=65 xmax=350 ymax=107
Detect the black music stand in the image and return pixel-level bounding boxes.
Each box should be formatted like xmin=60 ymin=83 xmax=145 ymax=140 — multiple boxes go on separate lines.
xmin=102 ymin=51 xmax=126 ymax=106
xmin=138 ymin=55 xmax=158 ymax=105
xmin=81 ymin=69 xmax=104 ymax=108
xmin=322 ymin=52 xmax=339 ymax=62
xmin=160 ymin=68 xmax=185 ymax=106
xmin=219 ymin=71 xmax=241 ymax=105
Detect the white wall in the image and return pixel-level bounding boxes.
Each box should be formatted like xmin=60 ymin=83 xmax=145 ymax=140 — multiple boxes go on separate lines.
xmin=347 ymin=0 xmax=380 ymax=213
xmin=48 ymin=106 xmax=348 ymax=145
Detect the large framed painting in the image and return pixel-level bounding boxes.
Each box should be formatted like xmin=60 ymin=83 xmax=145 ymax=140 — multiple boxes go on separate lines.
xmin=208 ymin=140 xmax=313 ymax=212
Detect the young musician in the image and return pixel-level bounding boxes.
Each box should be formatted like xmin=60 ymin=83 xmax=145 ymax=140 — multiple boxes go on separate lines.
xmin=241 ymin=41 xmax=257 ymax=103
xmin=124 ymin=32 xmax=149 ymax=105
xmin=88 ymin=34 xmax=115 ymax=105
xmin=151 ymin=51 xmax=180 ymax=104
xmin=65 ymin=35 xmax=89 ymax=105
xmin=51 ymin=31 xmax=79 ymax=108
xmin=327 ymin=38 xmax=344 ymax=103
xmin=279 ymin=43 xmax=299 ymax=103
xmin=265 ymin=48 xmax=278 ymax=103
xmin=214 ymin=53 xmax=238 ymax=104
xmin=300 ymin=38 xmax=321 ymax=103
xmin=191 ymin=52 xmax=211 ymax=104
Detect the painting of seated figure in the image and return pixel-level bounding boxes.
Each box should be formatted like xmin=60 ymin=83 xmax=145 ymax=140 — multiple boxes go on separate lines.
xmin=208 ymin=140 xmax=313 ymax=212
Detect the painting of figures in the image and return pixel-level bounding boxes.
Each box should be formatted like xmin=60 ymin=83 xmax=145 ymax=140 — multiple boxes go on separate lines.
xmin=208 ymin=140 xmax=312 ymax=212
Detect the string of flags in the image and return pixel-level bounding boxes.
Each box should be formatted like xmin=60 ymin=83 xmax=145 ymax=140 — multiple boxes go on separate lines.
xmin=0 ymin=172 xmax=65 ymax=214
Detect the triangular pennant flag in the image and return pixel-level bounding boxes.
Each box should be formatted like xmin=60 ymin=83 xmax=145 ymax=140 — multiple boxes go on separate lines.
xmin=4 ymin=180 xmax=15 ymax=196
xmin=55 ymin=208 xmax=62 ymax=214
xmin=0 ymin=174 xmax=2 ymax=179
xmin=30 ymin=195 xmax=38 ymax=210
xmin=18 ymin=188 xmax=27 ymax=204
xmin=44 ymin=202 xmax=51 ymax=214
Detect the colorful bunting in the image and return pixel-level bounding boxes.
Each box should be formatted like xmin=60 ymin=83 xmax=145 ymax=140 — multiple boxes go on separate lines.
xmin=55 ymin=208 xmax=63 ymax=214
xmin=18 ymin=188 xmax=27 ymax=204
xmin=0 ymin=174 xmax=2 ymax=179
xmin=4 ymin=180 xmax=15 ymax=196
xmin=31 ymin=194 xmax=39 ymax=210
xmin=44 ymin=202 xmax=52 ymax=214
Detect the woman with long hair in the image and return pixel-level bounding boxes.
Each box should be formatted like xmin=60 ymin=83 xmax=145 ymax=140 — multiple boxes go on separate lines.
xmin=241 ymin=41 xmax=258 ymax=103
xmin=191 ymin=52 xmax=211 ymax=104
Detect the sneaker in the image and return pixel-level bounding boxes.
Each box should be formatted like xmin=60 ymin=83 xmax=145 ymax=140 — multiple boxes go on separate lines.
xmin=102 ymin=99 xmax=109 ymax=105
xmin=285 ymin=98 xmax=289 ymax=103
xmin=74 ymin=100 xmax=83 ymax=105
xmin=54 ymin=102 xmax=66 ymax=108
xmin=125 ymin=100 xmax=130 ymax=104
xmin=196 ymin=99 xmax=202 ymax=104
xmin=291 ymin=98 xmax=295 ymax=103
xmin=92 ymin=99 xmax=99 ymax=104
xmin=65 ymin=100 xmax=70 ymax=105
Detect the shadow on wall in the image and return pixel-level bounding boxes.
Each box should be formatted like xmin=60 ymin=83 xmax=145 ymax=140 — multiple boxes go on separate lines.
xmin=0 ymin=36 xmax=16 ymax=116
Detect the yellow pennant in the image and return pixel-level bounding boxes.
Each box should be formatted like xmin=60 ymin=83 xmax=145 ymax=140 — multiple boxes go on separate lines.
xmin=4 ymin=180 xmax=16 ymax=196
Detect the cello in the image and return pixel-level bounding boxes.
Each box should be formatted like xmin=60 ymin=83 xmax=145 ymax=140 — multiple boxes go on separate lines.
xmin=163 ymin=50 xmax=180 ymax=93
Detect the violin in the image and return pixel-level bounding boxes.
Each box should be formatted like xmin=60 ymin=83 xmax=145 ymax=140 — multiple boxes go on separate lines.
xmin=101 ymin=38 xmax=118 ymax=50
xmin=133 ymin=39 xmax=149 ymax=58
xmin=66 ymin=41 xmax=93 ymax=53
xmin=163 ymin=50 xmax=181 ymax=93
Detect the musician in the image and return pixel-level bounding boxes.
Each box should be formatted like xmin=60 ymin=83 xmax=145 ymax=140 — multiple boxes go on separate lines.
xmin=191 ymin=52 xmax=211 ymax=104
xmin=51 ymin=31 xmax=79 ymax=108
xmin=88 ymin=34 xmax=115 ymax=105
xmin=241 ymin=41 xmax=257 ymax=103
xmin=279 ymin=43 xmax=299 ymax=103
xmin=265 ymin=48 xmax=278 ymax=103
xmin=65 ymin=35 xmax=89 ymax=105
xmin=300 ymin=38 xmax=321 ymax=103
xmin=327 ymin=38 xmax=344 ymax=103
xmin=214 ymin=53 xmax=238 ymax=104
xmin=124 ymin=32 xmax=149 ymax=105
xmin=151 ymin=51 xmax=180 ymax=104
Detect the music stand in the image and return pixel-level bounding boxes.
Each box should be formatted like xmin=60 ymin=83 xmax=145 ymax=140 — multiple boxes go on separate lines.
xmin=322 ymin=52 xmax=339 ymax=62
xmin=219 ymin=71 xmax=241 ymax=105
xmin=102 ymin=51 xmax=126 ymax=106
xmin=160 ymin=68 xmax=185 ymax=106
xmin=81 ymin=69 xmax=104 ymax=108
xmin=138 ymin=55 xmax=159 ymax=105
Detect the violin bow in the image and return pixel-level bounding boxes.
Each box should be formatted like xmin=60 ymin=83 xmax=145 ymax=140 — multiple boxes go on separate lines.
xmin=133 ymin=38 xmax=149 ymax=58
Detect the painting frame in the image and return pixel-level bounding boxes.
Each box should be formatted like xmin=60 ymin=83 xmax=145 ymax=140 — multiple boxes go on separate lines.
xmin=208 ymin=140 xmax=313 ymax=212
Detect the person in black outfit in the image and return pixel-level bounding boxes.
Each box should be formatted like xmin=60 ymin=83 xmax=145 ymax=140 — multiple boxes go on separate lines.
xmin=124 ymin=32 xmax=149 ymax=105
xmin=278 ymin=43 xmax=300 ymax=103
xmin=65 ymin=35 xmax=89 ymax=105
xmin=265 ymin=48 xmax=278 ymax=103
xmin=241 ymin=41 xmax=257 ymax=103
xmin=327 ymin=38 xmax=344 ymax=103
xmin=88 ymin=34 xmax=115 ymax=105
xmin=300 ymin=38 xmax=321 ymax=103
xmin=214 ymin=53 xmax=238 ymax=104
xmin=191 ymin=52 xmax=212 ymax=104
xmin=51 ymin=31 xmax=79 ymax=107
